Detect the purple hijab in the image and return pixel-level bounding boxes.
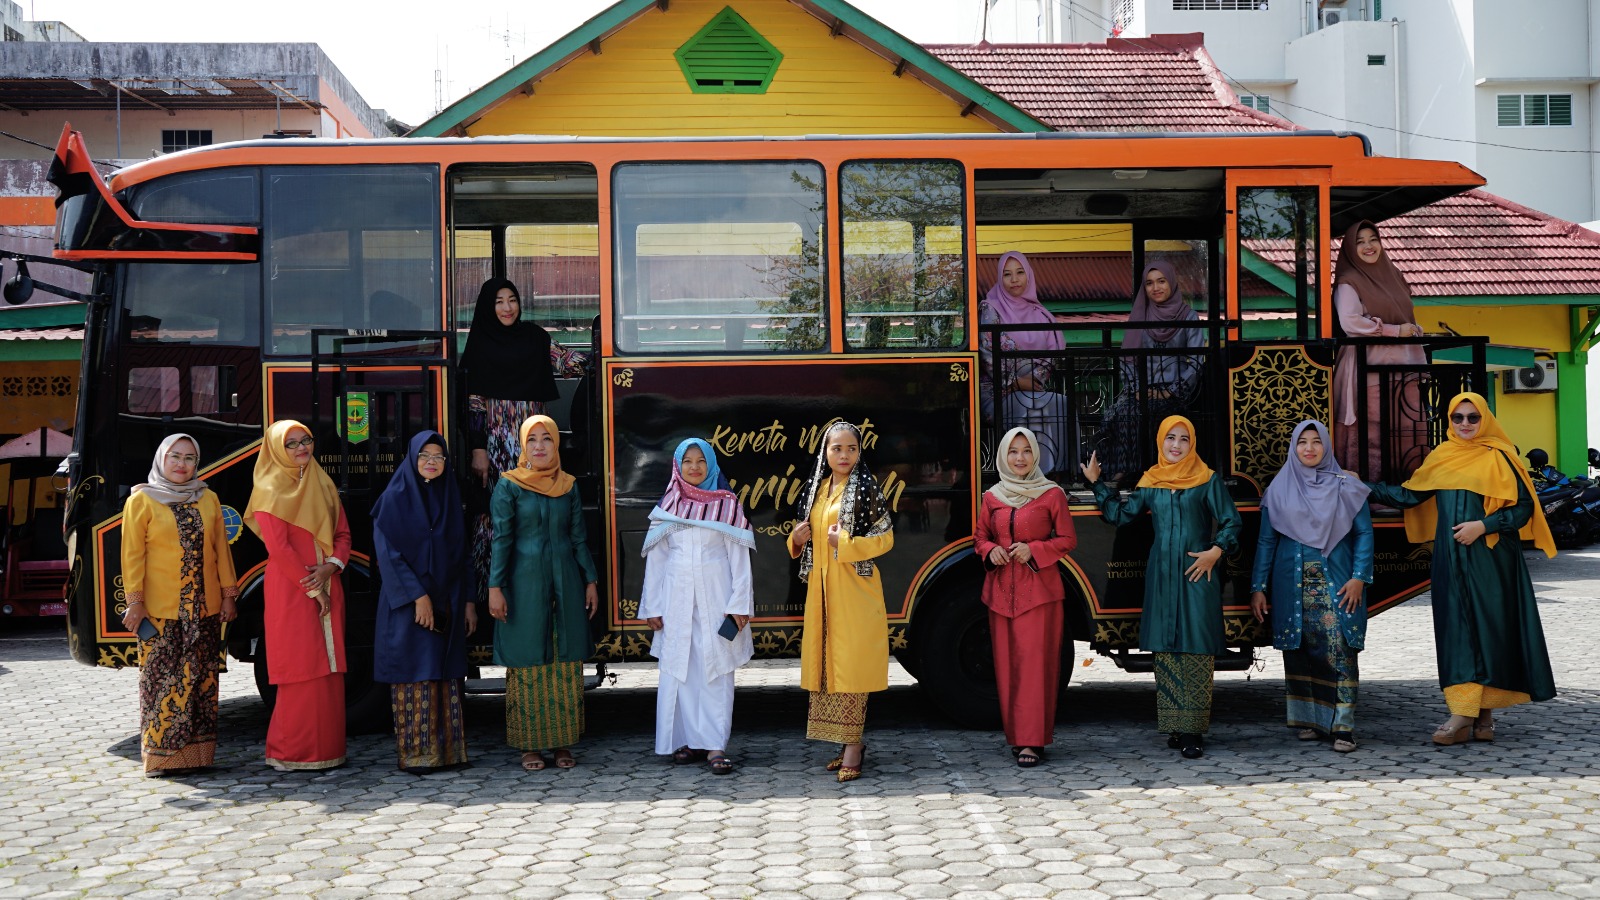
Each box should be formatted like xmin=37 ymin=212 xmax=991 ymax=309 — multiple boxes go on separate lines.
xmin=1121 ymin=261 xmax=1196 ymax=349
xmin=1260 ymin=420 xmax=1371 ymax=555
xmin=984 ymin=251 xmax=1063 ymax=352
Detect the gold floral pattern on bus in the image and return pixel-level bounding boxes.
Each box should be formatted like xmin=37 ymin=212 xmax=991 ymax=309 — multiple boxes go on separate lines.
xmin=1229 ymin=345 xmax=1331 ymax=492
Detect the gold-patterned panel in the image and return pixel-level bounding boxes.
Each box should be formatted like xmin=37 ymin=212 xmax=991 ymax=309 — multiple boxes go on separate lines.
xmin=1229 ymin=345 xmax=1332 ymax=493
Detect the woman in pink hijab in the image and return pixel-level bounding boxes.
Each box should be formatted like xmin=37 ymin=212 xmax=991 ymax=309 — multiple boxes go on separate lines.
xmin=978 ymin=252 xmax=1071 ymax=473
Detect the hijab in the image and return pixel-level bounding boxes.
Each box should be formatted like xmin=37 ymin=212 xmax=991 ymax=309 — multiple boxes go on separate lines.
xmin=244 ymin=420 xmax=342 ymax=559
xmin=1135 ymin=415 xmax=1215 ymax=491
xmin=1122 ymin=260 xmax=1197 ymax=349
xmin=500 ymin=414 xmax=575 ymax=497
xmin=987 ymin=426 xmax=1061 ymax=508
xmin=1260 ymin=420 xmax=1371 ymax=554
xmin=1334 ymin=220 xmax=1416 ymax=326
xmin=1400 ymin=392 xmax=1556 ymax=557
xmin=370 ymin=431 xmax=465 ymax=590
xmin=794 ymin=421 xmax=892 ymax=582
xmin=983 ymin=251 xmax=1064 ymax=352
xmin=459 ymin=277 xmax=559 ymax=402
xmin=131 ymin=433 xmax=208 ymax=506
xmin=641 ymin=438 xmax=754 ymax=555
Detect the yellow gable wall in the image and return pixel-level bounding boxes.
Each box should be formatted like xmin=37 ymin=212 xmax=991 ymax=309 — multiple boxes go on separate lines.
xmin=1415 ymin=303 xmax=1570 ymax=462
xmin=469 ymin=0 xmax=1005 ymax=137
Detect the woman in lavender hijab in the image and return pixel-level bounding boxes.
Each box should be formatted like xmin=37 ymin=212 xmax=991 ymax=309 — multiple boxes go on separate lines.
xmin=1249 ymin=420 xmax=1375 ymax=753
xmin=1096 ymin=261 xmax=1204 ymax=484
xmin=978 ymin=251 xmax=1072 ymax=473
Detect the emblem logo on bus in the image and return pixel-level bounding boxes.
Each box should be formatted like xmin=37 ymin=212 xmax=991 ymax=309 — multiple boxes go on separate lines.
xmin=340 ymin=392 xmax=371 ymax=445
xmin=220 ymin=505 xmax=243 ymax=544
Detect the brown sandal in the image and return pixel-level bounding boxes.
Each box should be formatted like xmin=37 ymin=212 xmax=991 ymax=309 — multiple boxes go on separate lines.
xmin=552 ymin=749 xmax=577 ymax=769
xmin=1432 ymin=722 xmax=1472 ymax=746
xmin=520 ymin=752 xmax=547 ymax=771
xmin=1473 ymin=715 xmax=1495 ymax=742
xmin=708 ymin=754 xmax=734 ymax=775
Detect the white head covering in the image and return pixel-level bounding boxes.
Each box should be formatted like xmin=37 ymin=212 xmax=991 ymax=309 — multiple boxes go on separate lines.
xmin=986 ymin=426 xmax=1061 ymax=508
xmin=131 ymin=433 xmax=208 ymax=506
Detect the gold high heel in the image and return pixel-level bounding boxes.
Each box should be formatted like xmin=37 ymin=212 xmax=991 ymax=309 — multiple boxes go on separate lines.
xmin=836 ymin=745 xmax=866 ymax=783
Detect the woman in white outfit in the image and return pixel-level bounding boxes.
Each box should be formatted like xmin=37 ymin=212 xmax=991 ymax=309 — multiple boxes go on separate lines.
xmin=639 ymin=438 xmax=755 ymax=774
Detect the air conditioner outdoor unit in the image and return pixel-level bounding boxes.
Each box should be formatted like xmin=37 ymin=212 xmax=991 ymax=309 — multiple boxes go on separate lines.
xmin=1319 ymin=8 xmax=1345 ymax=27
xmin=1504 ymin=359 xmax=1558 ymax=393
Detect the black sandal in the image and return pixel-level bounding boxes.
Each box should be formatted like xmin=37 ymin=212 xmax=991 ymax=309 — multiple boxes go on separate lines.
xmin=672 ymin=746 xmax=708 ymax=764
xmin=708 ymin=753 xmax=734 ymax=775
xmin=1016 ymin=747 xmax=1043 ymax=768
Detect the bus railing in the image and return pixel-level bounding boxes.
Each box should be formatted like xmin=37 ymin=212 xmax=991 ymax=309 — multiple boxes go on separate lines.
xmin=1343 ymin=334 xmax=1489 ymax=484
xmin=980 ymin=319 xmax=1228 ymax=490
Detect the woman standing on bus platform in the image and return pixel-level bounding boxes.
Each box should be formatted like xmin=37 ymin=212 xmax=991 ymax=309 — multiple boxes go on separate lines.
xmin=461 ymin=277 xmax=584 ymax=609
xmin=789 ymin=421 xmax=894 ymax=783
xmin=488 ymin=414 xmax=598 ymax=771
xmin=120 ymin=434 xmax=239 ymax=775
xmin=1249 ymin=420 xmax=1374 ymax=753
xmin=245 ymin=420 xmax=351 ymax=771
xmin=372 ymin=430 xmax=477 ymax=772
xmin=1333 ymin=221 xmax=1427 ymax=479
xmin=977 ymin=252 xmax=1070 ymax=473
xmin=1099 ymin=262 xmax=1203 ymax=484
xmin=1082 ymin=415 xmax=1240 ymax=760
xmin=1364 ymin=392 xmax=1556 ymax=745
xmin=976 ymin=426 xmax=1078 ymax=767
xmin=639 ymin=438 xmax=755 ymax=775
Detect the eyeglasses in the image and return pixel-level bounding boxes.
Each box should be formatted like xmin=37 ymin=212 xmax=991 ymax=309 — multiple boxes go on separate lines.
xmin=1449 ymin=413 xmax=1482 ymax=425
xmin=283 ymin=436 xmax=316 ymax=450
xmin=165 ymin=453 xmax=199 ymax=466
xmin=417 ymin=453 xmax=447 ymax=464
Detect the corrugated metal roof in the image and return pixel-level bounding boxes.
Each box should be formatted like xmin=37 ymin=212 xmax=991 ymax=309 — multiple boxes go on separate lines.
xmin=927 ymin=34 xmax=1296 ymax=134
xmin=1250 ymin=190 xmax=1600 ymax=297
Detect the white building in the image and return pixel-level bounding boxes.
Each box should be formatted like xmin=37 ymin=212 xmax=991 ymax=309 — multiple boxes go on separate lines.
xmin=0 ymin=0 xmax=85 ymax=43
xmin=983 ymin=0 xmax=1600 ymax=228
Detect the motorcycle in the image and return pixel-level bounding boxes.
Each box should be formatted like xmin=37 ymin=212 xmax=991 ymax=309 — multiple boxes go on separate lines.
xmin=1527 ymin=448 xmax=1600 ymax=549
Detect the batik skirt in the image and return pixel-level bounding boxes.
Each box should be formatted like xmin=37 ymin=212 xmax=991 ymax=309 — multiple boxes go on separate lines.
xmin=391 ymin=679 xmax=469 ymax=770
xmin=138 ymin=613 xmax=222 ymax=773
xmin=1283 ymin=561 xmax=1360 ymax=737
xmin=806 ymin=691 xmax=868 ymax=745
xmin=506 ymin=662 xmax=583 ymax=751
xmin=1155 ymin=652 xmax=1214 ymax=735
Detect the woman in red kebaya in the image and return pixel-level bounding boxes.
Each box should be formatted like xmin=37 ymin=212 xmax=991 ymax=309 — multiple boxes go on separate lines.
xmin=245 ymin=419 xmax=352 ymax=771
xmin=976 ymin=426 xmax=1078 ymax=767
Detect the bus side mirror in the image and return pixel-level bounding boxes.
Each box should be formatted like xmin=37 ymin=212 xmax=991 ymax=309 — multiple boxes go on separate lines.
xmin=4 ymin=260 xmax=34 ymax=305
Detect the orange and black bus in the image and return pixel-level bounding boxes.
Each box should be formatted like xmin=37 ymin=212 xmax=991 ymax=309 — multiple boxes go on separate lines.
xmin=49 ymin=124 xmax=1485 ymax=727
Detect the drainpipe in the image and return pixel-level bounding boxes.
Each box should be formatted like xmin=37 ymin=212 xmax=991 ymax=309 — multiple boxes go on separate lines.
xmin=1392 ymin=16 xmax=1406 ymax=157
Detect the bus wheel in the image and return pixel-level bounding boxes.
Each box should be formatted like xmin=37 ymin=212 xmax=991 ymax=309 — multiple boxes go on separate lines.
xmin=252 ymin=644 xmax=277 ymax=713
xmin=914 ymin=577 xmax=1001 ymax=729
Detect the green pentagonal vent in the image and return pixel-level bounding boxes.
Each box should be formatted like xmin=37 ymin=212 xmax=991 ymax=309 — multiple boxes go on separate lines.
xmin=674 ymin=7 xmax=783 ymax=94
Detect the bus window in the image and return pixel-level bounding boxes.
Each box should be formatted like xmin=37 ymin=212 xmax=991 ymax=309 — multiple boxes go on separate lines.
xmin=124 ymin=262 xmax=260 ymax=345
xmin=449 ymin=165 xmax=602 ymax=352
xmin=612 ymin=161 xmax=826 ymax=354
xmin=127 ymin=366 xmax=179 ymax=415
xmin=1237 ymin=187 xmax=1320 ymax=341
xmin=264 ymin=166 xmax=440 ymax=356
xmin=841 ymin=160 xmax=965 ymax=350
xmin=125 ymin=168 xmax=259 ymax=224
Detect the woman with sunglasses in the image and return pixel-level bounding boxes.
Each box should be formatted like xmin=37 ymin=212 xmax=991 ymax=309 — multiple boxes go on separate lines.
xmin=245 ymin=421 xmax=352 ymax=771
xmin=1365 ymin=393 xmax=1556 ymax=745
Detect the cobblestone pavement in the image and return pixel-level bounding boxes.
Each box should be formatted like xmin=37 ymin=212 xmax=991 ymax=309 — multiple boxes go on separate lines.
xmin=2 ymin=548 xmax=1598 ymax=899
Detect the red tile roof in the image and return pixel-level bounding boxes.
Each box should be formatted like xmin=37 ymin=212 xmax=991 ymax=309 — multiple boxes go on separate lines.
xmin=927 ymin=33 xmax=1296 ymax=133
xmin=1250 ymin=189 xmax=1600 ymax=298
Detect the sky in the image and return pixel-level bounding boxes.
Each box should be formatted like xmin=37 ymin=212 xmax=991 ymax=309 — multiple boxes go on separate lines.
xmin=27 ymin=0 xmax=996 ymax=126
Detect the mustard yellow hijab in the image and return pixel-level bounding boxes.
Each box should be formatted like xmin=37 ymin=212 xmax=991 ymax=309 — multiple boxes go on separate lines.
xmin=1136 ymin=415 xmax=1215 ymax=490
xmin=1401 ymin=392 xmax=1556 ymax=557
xmin=244 ymin=419 xmax=342 ymax=558
xmin=501 ymin=414 xmax=575 ymax=497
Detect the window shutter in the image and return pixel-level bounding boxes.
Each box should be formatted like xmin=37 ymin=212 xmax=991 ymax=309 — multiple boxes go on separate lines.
xmin=1549 ymin=94 xmax=1573 ymax=126
xmin=1524 ymin=94 xmax=1549 ymax=126
xmin=1497 ymin=95 xmax=1522 ymax=127
xmin=674 ymin=7 xmax=784 ymax=95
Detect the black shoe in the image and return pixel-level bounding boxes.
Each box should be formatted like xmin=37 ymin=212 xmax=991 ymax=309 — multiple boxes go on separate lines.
xmin=1180 ymin=734 xmax=1204 ymax=759
xmin=1166 ymin=733 xmax=1181 ymax=749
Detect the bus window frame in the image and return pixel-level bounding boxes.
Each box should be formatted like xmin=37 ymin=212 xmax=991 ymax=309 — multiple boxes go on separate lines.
xmin=836 ymin=157 xmax=969 ymax=354
xmin=1224 ymin=168 xmax=1332 ymax=343
xmin=607 ymin=157 xmax=831 ymax=358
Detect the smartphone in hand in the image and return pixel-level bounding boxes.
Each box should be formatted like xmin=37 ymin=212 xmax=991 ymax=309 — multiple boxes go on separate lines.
xmin=717 ymin=614 xmax=741 ymax=641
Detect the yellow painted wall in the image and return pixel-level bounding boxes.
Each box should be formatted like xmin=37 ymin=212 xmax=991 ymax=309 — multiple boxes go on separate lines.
xmin=469 ymin=0 xmax=1005 ymax=137
xmin=1416 ymin=303 xmax=1569 ymax=460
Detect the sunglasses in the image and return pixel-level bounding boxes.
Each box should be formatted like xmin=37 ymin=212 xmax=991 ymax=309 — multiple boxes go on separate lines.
xmin=283 ymin=436 xmax=316 ymax=450
xmin=1449 ymin=413 xmax=1482 ymax=425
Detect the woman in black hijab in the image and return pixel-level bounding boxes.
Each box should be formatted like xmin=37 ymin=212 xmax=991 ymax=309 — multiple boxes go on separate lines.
xmin=460 ymin=277 xmax=573 ymax=609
